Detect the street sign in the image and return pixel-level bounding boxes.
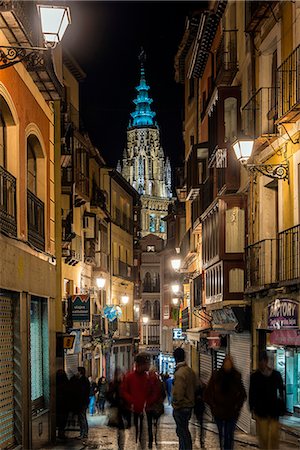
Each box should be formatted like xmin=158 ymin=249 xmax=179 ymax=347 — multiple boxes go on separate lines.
xmin=63 ymin=335 xmax=75 ymax=349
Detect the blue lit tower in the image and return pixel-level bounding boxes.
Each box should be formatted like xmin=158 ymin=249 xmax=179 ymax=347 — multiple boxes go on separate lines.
xmin=118 ymin=51 xmax=173 ymax=239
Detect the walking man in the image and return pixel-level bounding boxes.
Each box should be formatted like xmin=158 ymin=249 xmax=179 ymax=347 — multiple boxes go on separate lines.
xmin=75 ymin=367 xmax=90 ymax=441
xmin=172 ymin=347 xmax=197 ymax=450
xmin=249 ymin=351 xmax=285 ymax=449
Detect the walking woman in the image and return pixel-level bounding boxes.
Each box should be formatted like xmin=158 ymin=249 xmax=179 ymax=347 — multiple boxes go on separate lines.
xmin=145 ymin=368 xmax=166 ymax=449
xmin=204 ymin=355 xmax=246 ymax=450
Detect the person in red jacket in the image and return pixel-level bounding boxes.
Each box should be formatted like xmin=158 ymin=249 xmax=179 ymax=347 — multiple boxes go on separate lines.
xmin=121 ymin=352 xmax=151 ymax=446
xmin=145 ymin=368 xmax=166 ymax=449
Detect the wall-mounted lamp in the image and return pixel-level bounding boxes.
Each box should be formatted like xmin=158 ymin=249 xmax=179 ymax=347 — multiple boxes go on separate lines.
xmin=232 ymin=138 xmax=289 ymax=181
xmin=96 ymin=277 xmax=106 ymax=289
xmin=171 ymin=258 xmax=181 ymax=271
xmin=142 ymin=316 xmax=149 ymax=324
xmin=171 ymin=283 xmax=180 ymax=295
xmin=0 ymin=5 xmax=71 ymax=70
xmin=172 ymin=297 xmax=180 ymax=306
xmin=121 ymin=295 xmax=129 ymax=305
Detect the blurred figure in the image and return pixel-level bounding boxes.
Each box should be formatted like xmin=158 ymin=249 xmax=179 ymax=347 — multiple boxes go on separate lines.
xmin=88 ymin=376 xmax=97 ymax=415
xmin=249 ymin=351 xmax=285 ymax=449
xmin=145 ymin=367 xmax=166 ymax=449
xmin=70 ymin=367 xmax=90 ymax=441
xmin=121 ymin=352 xmax=151 ymax=447
xmin=106 ymin=368 xmax=128 ymax=450
xmin=194 ymin=378 xmax=206 ymax=448
xmin=172 ymin=347 xmax=197 ymax=450
xmin=97 ymin=376 xmax=108 ymax=414
xmin=165 ymin=374 xmax=173 ymax=405
xmin=205 ymin=355 xmax=246 ymax=450
xmin=56 ymin=369 xmax=70 ymax=440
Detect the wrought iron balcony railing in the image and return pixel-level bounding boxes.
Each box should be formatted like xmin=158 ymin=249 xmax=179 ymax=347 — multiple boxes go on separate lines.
xmin=242 ymin=87 xmax=278 ymax=138
xmin=0 ymin=165 xmax=17 ymax=237
xmin=113 ymin=259 xmax=133 ymax=280
xmin=117 ymin=321 xmax=139 ymax=338
xmin=246 ymin=238 xmax=278 ymax=289
xmin=216 ymin=30 xmax=238 ymax=85
xmin=277 ymin=44 xmax=300 ymax=122
xmin=142 ymin=283 xmax=160 ymax=293
xmin=27 ymin=190 xmax=45 ymax=251
xmin=278 ymin=224 xmax=300 ymax=282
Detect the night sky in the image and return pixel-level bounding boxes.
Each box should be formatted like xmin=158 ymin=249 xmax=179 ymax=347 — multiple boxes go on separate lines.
xmin=63 ymin=1 xmax=200 ymax=169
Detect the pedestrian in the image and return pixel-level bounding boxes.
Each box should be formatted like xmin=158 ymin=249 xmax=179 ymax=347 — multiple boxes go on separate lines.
xmin=165 ymin=374 xmax=173 ymax=405
xmin=121 ymin=352 xmax=151 ymax=447
xmin=172 ymin=347 xmax=197 ymax=450
xmin=249 ymin=351 xmax=285 ymax=449
xmin=71 ymin=366 xmax=90 ymax=441
xmin=145 ymin=367 xmax=166 ymax=449
xmin=204 ymin=355 xmax=246 ymax=450
xmin=97 ymin=376 xmax=108 ymax=414
xmin=88 ymin=376 xmax=97 ymax=415
xmin=56 ymin=369 xmax=70 ymax=440
xmin=194 ymin=378 xmax=206 ymax=448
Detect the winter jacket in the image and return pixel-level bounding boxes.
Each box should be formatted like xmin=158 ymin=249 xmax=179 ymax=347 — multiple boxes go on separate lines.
xmin=204 ymin=368 xmax=246 ymax=420
xmin=249 ymin=369 xmax=284 ymax=418
xmin=172 ymin=362 xmax=197 ymax=410
xmin=146 ymin=372 xmax=166 ymax=416
xmin=120 ymin=370 xmax=151 ymax=414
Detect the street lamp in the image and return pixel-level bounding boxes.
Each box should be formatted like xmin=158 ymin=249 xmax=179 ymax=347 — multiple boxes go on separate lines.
xmin=172 ymin=297 xmax=180 ymax=306
xmin=171 ymin=258 xmax=181 ymax=271
xmin=232 ymin=138 xmax=289 ymax=181
xmin=171 ymin=283 xmax=180 ymax=295
xmin=96 ymin=277 xmax=106 ymax=289
xmin=121 ymin=295 xmax=129 ymax=305
xmin=0 ymin=5 xmax=71 ymax=70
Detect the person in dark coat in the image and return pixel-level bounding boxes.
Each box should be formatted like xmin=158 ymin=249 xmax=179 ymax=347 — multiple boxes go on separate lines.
xmin=56 ymin=369 xmax=70 ymax=439
xmin=249 ymin=351 xmax=285 ymax=449
xmin=97 ymin=376 xmax=108 ymax=414
xmin=194 ymin=379 xmax=206 ymax=448
xmin=71 ymin=367 xmax=90 ymax=440
xmin=204 ymin=355 xmax=246 ymax=450
xmin=145 ymin=368 xmax=166 ymax=449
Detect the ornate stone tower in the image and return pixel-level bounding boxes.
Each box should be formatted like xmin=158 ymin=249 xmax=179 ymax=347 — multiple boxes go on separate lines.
xmin=118 ymin=52 xmax=172 ymax=240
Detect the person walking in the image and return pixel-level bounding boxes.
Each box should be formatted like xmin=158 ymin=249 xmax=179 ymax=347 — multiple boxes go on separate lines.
xmin=204 ymin=355 xmax=246 ymax=450
xmin=97 ymin=376 xmax=108 ymax=414
xmin=165 ymin=374 xmax=173 ymax=405
xmin=121 ymin=352 xmax=151 ymax=448
xmin=194 ymin=378 xmax=206 ymax=448
xmin=249 ymin=351 xmax=285 ymax=449
xmin=172 ymin=347 xmax=197 ymax=450
xmin=88 ymin=376 xmax=97 ymax=415
xmin=56 ymin=369 xmax=70 ymax=440
xmin=72 ymin=367 xmax=90 ymax=441
xmin=145 ymin=368 xmax=166 ymax=449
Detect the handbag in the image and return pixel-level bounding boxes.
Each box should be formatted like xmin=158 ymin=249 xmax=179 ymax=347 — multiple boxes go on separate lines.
xmin=152 ymin=402 xmax=164 ymax=418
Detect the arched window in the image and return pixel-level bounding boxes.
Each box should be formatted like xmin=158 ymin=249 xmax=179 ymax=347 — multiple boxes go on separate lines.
xmin=153 ymin=300 xmax=160 ymax=320
xmin=149 ymin=214 xmax=156 ymax=232
xmin=142 ymin=300 xmax=151 ymax=317
xmin=27 ymin=140 xmax=37 ymax=194
xmin=0 ymin=111 xmax=7 ymax=168
xmin=143 ymin=272 xmax=152 ymax=291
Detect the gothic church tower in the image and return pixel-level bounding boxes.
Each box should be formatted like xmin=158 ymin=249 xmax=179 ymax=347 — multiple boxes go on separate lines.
xmin=117 ymin=52 xmax=172 ymax=239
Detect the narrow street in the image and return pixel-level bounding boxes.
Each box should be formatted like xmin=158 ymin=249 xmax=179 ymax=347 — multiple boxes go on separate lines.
xmin=47 ymin=404 xmax=297 ymax=450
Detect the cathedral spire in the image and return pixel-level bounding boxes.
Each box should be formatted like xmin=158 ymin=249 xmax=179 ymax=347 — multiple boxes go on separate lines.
xmin=130 ymin=49 xmax=156 ymax=128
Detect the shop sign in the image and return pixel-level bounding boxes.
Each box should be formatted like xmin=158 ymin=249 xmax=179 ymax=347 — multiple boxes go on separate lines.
xmin=71 ymin=294 xmax=90 ymax=322
xmin=67 ymin=329 xmax=81 ymax=355
xmin=268 ymin=299 xmax=298 ymax=329
xmin=173 ymin=328 xmax=184 ymax=340
xmin=212 ymin=308 xmax=237 ymax=325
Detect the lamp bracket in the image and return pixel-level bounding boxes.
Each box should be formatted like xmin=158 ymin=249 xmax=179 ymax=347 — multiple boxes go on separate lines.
xmin=280 ymin=123 xmax=300 ymax=145
xmin=0 ymin=45 xmax=47 ymax=70
xmin=247 ymin=162 xmax=289 ymax=181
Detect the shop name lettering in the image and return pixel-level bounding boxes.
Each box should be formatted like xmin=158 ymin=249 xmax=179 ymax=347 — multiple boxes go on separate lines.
xmin=268 ymin=300 xmax=298 ymax=328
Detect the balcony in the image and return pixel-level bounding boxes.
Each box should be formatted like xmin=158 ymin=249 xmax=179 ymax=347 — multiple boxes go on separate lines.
xmin=84 ymin=239 xmax=96 ymax=265
xmin=242 ymin=87 xmax=278 ymax=139
xmin=62 ymin=212 xmax=74 ymax=242
xmin=27 ymin=190 xmax=45 ymax=251
xmin=277 ymin=44 xmax=300 ymax=123
xmin=113 ymin=259 xmax=133 ymax=280
xmin=245 ymin=1 xmax=278 ymax=33
xmin=63 ymin=234 xmax=82 ymax=266
xmin=246 ymin=239 xmax=278 ymax=290
xmin=91 ymin=181 xmax=107 ymax=212
xmin=278 ymin=224 xmax=300 ymax=282
xmin=61 ymin=166 xmax=72 ymax=194
xmin=117 ymin=321 xmax=139 ymax=338
xmin=74 ymin=169 xmax=89 ymax=207
xmin=186 ymin=144 xmax=208 ymax=201
xmin=216 ymin=30 xmax=238 ymax=86
xmin=142 ymin=282 xmax=160 ymax=293
xmin=95 ymin=251 xmax=109 ymax=272
xmin=0 ymin=166 xmax=17 ymax=237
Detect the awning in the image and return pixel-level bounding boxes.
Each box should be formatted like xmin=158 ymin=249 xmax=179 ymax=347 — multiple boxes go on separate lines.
xmin=270 ymin=329 xmax=300 ymax=346
xmin=186 ymin=327 xmax=210 ymax=342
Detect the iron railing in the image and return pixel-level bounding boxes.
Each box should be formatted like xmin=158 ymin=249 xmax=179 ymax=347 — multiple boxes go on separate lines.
xmin=75 ymin=169 xmax=89 ymax=198
xmin=278 ymin=224 xmax=300 ymax=282
xmin=242 ymin=87 xmax=278 ymax=137
xmin=216 ymin=30 xmax=238 ymax=85
xmin=118 ymin=321 xmax=139 ymax=338
xmin=0 ymin=165 xmax=17 ymax=236
xmin=113 ymin=259 xmax=133 ymax=280
xmin=95 ymin=251 xmax=109 ymax=272
xmin=27 ymin=190 xmax=45 ymax=251
xmin=246 ymin=239 xmax=278 ymax=288
xmin=277 ymin=44 xmax=300 ymax=119
xmin=142 ymin=282 xmax=160 ymax=293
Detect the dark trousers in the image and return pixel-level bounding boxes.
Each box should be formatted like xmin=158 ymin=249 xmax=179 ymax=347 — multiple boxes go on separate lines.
xmin=173 ymin=407 xmax=193 ymax=450
xmin=214 ymin=417 xmax=236 ymax=450
xmin=134 ymin=412 xmax=146 ymax=447
xmin=146 ymin=411 xmax=159 ymax=448
xmin=78 ymin=407 xmax=89 ymax=438
xmin=195 ymin=412 xmax=205 ymax=447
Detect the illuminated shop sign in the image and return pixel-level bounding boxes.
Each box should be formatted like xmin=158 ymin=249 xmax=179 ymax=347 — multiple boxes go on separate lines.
xmin=173 ymin=328 xmax=185 ymax=340
xmin=268 ymin=299 xmax=298 ymax=329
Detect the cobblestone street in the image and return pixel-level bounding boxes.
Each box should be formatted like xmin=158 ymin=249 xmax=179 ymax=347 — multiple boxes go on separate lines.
xmin=47 ymin=404 xmax=259 ymax=450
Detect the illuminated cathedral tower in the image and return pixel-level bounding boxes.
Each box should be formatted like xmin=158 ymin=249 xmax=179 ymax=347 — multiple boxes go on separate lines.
xmin=117 ymin=52 xmax=173 ymax=239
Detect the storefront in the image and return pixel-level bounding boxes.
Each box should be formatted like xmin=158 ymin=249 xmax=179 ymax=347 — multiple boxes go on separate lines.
xmin=159 ymin=353 xmax=176 ymax=375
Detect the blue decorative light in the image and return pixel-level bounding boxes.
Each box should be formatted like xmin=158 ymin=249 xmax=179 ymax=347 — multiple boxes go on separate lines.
xmin=130 ymin=62 xmax=156 ymax=127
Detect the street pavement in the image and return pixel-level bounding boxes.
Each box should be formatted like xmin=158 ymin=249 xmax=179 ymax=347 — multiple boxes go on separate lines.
xmin=46 ymin=404 xmax=298 ymax=450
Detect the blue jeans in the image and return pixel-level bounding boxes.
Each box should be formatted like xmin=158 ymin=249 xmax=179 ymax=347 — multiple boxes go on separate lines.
xmin=173 ymin=407 xmax=193 ymax=450
xmin=89 ymin=395 xmax=95 ymax=415
xmin=214 ymin=417 xmax=236 ymax=450
xmin=78 ymin=407 xmax=88 ymax=438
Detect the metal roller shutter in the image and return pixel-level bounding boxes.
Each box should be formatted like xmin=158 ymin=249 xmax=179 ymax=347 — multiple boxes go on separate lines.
xmin=230 ymin=332 xmax=251 ymax=433
xmin=199 ymin=352 xmax=212 ymax=384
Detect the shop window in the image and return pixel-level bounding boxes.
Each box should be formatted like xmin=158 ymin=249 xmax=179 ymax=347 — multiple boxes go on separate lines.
xmin=30 ymin=296 xmax=49 ymax=414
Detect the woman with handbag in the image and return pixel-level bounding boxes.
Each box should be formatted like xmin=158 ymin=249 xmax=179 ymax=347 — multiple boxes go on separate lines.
xmin=145 ymin=368 xmax=166 ymax=449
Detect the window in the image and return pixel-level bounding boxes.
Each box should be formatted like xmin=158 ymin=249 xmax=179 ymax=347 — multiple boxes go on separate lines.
xmin=149 ymin=214 xmax=156 ymax=232
xmin=27 ymin=141 xmax=37 ymax=194
xmin=160 ymin=218 xmax=165 ymax=233
xmin=147 ymin=245 xmax=155 ymax=252
xmin=30 ymin=296 xmax=49 ymax=414
xmin=153 ymin=300 xmax=160 ymax=320
xmin=0 ymin=112 xmax=6 ymax=168
xmin=224 ymin=97 xmax=238 ymax=143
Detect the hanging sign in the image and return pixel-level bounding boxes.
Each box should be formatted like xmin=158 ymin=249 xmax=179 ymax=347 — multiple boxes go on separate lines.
xmin=71 ymin=294 xmax=90 ymax=322
xmin=268 ymin=299 xmax=298 ymax=329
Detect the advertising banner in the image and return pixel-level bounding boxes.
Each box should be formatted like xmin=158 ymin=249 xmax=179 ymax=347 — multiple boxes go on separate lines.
xmin=71 ymin=294 xmax=90 ymax=322
xmin=268 ymin=299 xmax=298 ymax=329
